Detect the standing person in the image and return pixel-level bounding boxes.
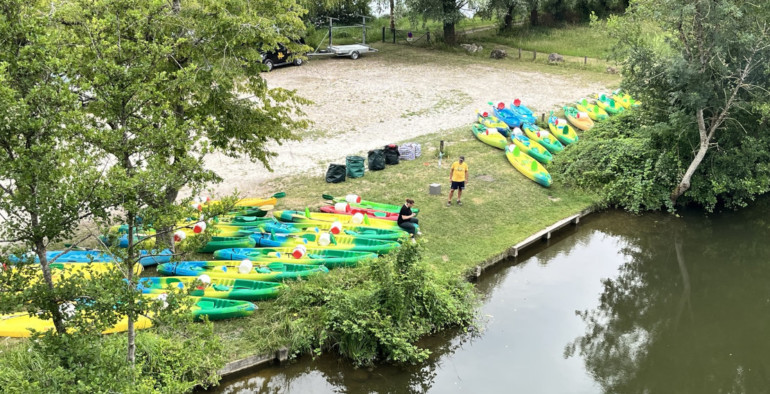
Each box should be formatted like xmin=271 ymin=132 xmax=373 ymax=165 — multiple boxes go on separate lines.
xmin=398 ymin=198 xmax=421 ymax=243
xmin=448 ymin=156 xmax=469 ymax=206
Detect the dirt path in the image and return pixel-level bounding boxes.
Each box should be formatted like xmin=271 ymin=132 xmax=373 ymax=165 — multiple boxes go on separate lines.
xmin=204 ymin=51 xmax=613 ymax=197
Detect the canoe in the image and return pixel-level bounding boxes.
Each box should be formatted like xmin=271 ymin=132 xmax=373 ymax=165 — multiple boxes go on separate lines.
xmin=211 ymin=215 xmax=276 ymax=227
xmin=319 ymin=205 xmax=400 ymax=221
xmin=509 ymin=99 xmax=537 ymax=124
xmin=0 ymin=296 xmax=254 ymax=337
xmin=612 ymin=90 xmax=641 ymax=109
xmin=595 ymin=94 xmax=624 ymax=115
xmin=204 ymin=192 xmax=285 ymax=209
xmin=322 ymin=194 xmax=418 ymax=215
xmin=214 ymin=248 xmax=378 ymax=268
xmin=476 ymin=110 xmax=511 ymax=137
xmin=489 ymin=101 xmax=523 ymax=128
xmin=505 ymin=144 xmax=552 ymax=187
xmin=471 ymin=123 xmax=507 ymax=150
xmin=158 ymin=261 xmax=329 ymax=282
xmin=198 ymin=236 xmax=255 ymax=253
xmin=137 ymin=277 xmax=285 ymax=301
xmin=252 ymin=221 xmax=408 ymax=241
xmin=563 ymin=107 xmax=594 ymax=131
xmin=247 ymin=232 xmax=401 ymax=254
xmin=511 ymin=131 xmax=553 ymax=164
xmin=9 ymin=249 xmax=170 ymax=267
xmin=273 ymin=210 xmax=407 ymax=231
xmin=522 ymin=123 xmax=564 ymax=153
xmin=547 ymin=114 xmax=579 ymax=144
xmin=575 ymin=98 xmax=609 ymax=121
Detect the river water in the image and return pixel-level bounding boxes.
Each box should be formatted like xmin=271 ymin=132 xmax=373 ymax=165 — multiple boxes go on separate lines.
xmin=208 ymin=198 xmax=770 ymax=393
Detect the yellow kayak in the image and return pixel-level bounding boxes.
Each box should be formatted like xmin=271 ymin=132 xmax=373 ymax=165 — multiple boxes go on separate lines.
xmin=504 ymin=144 xmax=552 ymax=187
xmin=273 ymin=210 xmax=404 ymax=230
xmin=0 ymin=312 xmax=153 ymax=338
xmin=204 ymin=192 xmax=285 ymax=209
xmin=564 ymin=107 xmax=594 ymax=131
xmin=476 ymin=110 xmax=512 ymax=137
xmin=471 ymin=123 xmax=507 ymax=149
xmin=575 ymin=98 xmax=609 ymax=121
xmin=612 ymin=90 xmax=641 ymax=109
xmin=547 ymin=114 xmax=579 ymax=145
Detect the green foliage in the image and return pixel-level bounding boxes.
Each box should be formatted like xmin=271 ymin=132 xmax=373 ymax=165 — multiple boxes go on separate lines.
xmin=0 ymin=325 xmax=224 ymax=393
xmin=245 ymin=243 xmax=478 ymax=366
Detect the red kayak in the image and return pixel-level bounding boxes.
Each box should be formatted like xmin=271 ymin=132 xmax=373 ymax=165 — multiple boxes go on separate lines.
xmin=319 ymin=204 xmax=399 ymax=221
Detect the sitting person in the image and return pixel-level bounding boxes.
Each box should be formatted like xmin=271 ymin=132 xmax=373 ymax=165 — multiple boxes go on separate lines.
xmin=398 ymin=198 xmax=421 ymax=242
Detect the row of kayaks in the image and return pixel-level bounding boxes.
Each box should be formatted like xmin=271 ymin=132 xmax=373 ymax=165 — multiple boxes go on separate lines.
xmin=1 ymin=194 xmax=415 ymax=336
xmin=473 ymin=92 xmax=641 ymax=187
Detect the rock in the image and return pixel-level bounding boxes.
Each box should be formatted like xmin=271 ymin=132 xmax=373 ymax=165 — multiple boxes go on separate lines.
xmin=490 ymin=49 xmax=507 ymax=59
xmin=548 ymin=53 xmax=564 ymax=63
xmin=460 ymin=43 xmax=482 ymax=53
xmin=606 ymin=66 xmax=618 ymax=74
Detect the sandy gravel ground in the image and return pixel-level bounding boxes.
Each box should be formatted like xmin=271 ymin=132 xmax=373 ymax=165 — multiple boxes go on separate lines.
xmin=204 ymin=54 xmax=611 ymax=197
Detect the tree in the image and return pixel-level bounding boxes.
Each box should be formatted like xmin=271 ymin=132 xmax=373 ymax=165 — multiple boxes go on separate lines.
xmin=55 ymin=0 xmax=310 ymax=362
xmin=616 ymin=0 xmax=770 ymax=205
xmin=0 ymin=0 xmax=111 ymax=334
xmin=405 ymin=0 xmax=472 ymax=44
xmin=477 ymin=0 xmax=524 ymax=31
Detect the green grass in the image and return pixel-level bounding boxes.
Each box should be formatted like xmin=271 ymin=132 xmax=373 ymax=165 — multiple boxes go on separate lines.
xmin=483 ymin=24 xmax=613 ymax=59
xmin=209 ymin=124 xmax=599 ymax=360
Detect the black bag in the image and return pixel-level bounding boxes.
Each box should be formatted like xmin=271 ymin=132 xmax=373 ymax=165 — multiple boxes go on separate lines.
xmin=368 ymin=149 xmax=386 ymax=171
xmin=384 ymin=144 xmax=400 ymax=165
xmin=346 ymin=156 xmax=365 ymax=178
xmin=325 ymin=163 xmax=346 ymax=183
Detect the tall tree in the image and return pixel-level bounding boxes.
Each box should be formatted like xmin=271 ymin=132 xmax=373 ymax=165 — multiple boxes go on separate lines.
xmin=616 ymin=0 xmax=770 ymax=204
xmin=0 ymin=0 xmax=111 ymax=334
xmin=55 ymin=0 xmax=309 ymax=361
xmin=405 ymin=0 xmax=470 ymax=44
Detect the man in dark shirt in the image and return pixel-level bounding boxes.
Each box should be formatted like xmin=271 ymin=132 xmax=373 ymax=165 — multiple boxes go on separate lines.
xmin=398 ymin=198 xmax=421 ymax=242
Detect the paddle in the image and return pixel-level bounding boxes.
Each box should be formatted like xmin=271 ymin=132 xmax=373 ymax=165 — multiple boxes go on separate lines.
xmin=258 ymin=204 xmax=275 ymax=211
xmin=272 ymin=192 xmax=286 ymax=199
xmin=321 ymin=194 xmax=336 ymax=201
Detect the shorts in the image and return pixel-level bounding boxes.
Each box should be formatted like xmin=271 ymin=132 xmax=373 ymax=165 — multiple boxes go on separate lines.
xmin=451 ymin=181 xmax=465 ymax=190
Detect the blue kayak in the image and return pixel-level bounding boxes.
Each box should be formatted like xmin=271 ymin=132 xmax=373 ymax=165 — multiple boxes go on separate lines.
xmin=490 ymin=101 xmax=523 ymax=128
xmin=9 ymin=249 xmax=172 ymax=267
xmin=509 ymin=99 xmax=537 ymax=124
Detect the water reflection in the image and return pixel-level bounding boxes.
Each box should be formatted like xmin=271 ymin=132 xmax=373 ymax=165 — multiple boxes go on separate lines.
xmin=210 ymin=198 xmax=770 ymax=393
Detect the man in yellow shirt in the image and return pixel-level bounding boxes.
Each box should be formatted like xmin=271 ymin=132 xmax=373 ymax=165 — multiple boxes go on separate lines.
xmin=448 ymin=156 xmax=468 ymax=206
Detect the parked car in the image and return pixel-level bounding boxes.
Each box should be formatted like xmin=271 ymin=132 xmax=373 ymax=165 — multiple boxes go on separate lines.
xmin=261 ymin=39 xmax=306 ymax=72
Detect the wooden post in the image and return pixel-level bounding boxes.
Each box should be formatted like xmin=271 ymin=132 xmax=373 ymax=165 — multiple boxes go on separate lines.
xmin=427 ymin=31 xmax=430 ymax=43
xmin=382 ymin=26 xmax=385 ymax=43
xmin=392 ymin=28 xmax=396 ymax=44
xmin=533 ymin=51 xmax=536 ymax=60
xmin=584 ymin=56 xmax=587 ymax=65
xmin=518 ymin=48 xmax=521 ymax=59
xmin=541 ymin=113 xmax=545 ymax=123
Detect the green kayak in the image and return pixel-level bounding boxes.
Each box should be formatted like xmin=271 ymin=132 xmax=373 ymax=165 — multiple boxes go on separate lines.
xmin=197 ymin=236 xmax=255 ymax=253
xmin=189 ymin=297 xmax=256 ymax=321
xmin=213 ymin=248 xmax=378 ymax=269
xmin=138 ymin=277 xmax=285 ymax=301
xmin=322 ymin=194 xmax=418 ymax=214
xmin=158 ymin=261 xmax=329 ymax=282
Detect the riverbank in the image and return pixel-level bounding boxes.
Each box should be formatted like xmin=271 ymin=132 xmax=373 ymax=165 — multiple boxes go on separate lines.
xmin=208 ymin=124 xmax=600 ymax=366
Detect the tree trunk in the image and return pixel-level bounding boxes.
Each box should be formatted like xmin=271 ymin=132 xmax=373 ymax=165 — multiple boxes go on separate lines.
xmin=389 ymin=0 xmax=395 ymax=30
xmin=126 ymin=212 xmax=136 ymax=364
xmin=154 ymin=186 xmax=180 ymax=250
xmin=670 ymin=109 xmax=710 ymax=204
xmin=530 ymin=8 xmax=539 ymax=26
xmin=35 ymin=241 xmax=67 ymax=335
xmin=442 ymin=0 xmax=456 ymax=45
xmin=503 ymin=5 xmax=514 ymax=31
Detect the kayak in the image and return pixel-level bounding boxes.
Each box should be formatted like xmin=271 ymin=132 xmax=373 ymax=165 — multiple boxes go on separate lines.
xmin=247 ymin=232 xmax=400 ymax=254
xmin=612 ymin=90 xmax=641 ymax=109
xmin=511 ymin=132 xmax=552 ymax=164
xmin=595 ymin=94 xmax=624 ymax=115
xmin=471 ymin=123 xmax=507 ymax=150
xmin=211 ymin=215 xmax=276 ymax=227
xmin=522 ymin=123 xmax=564 ymax=153
xmin=213 ymin=248 xmax=378 ymax=268
xmin=476 ymin=110 xmax=511 ymax=137
xmin=319 ymin=205 xmax=400 ymax=221
xmin=575 ymin=98 xmax=609 ymax=121
xmin=252 ymin=221 xmax=409 ymax=241
xmin=158 ymin=261 xmax=329 ymax=282
xmin=563 ymin=107 xmax=594 ymax=131
xmin=489 ymin=101 xmax=523 ymax=128
xmin=9 ymin=249 xmax=171 ymax=267
xmin=273 ymin=210 xmax=407 ymax=231
xmin=137 ymin=277 xmax=285 ymax=301
xmin=0 ymin=297 xmax=255 ymax=337
xmin=204 ymin=192 xmax=285 ymax=209
xmin=547 ymin=114 xmax=580 ymax=144
xmin=509 ymin=99 xmax=537 ymax=124
xmin=505 ymin=144 xmax=552 ymax=187
xmin=198 ymin=236 xmax=255 ymax=253
xmin=322 ymin=194 xmax=417 ymax=215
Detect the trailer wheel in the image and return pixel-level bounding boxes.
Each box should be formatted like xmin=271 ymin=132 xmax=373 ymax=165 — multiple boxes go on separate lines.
xmin=350 ymin=51 xmax=360 ymax=60
xmin=293 ymin=57 xmax=303 ymax=66
xmin=264 ymin=59 xmax=274 ymax=72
